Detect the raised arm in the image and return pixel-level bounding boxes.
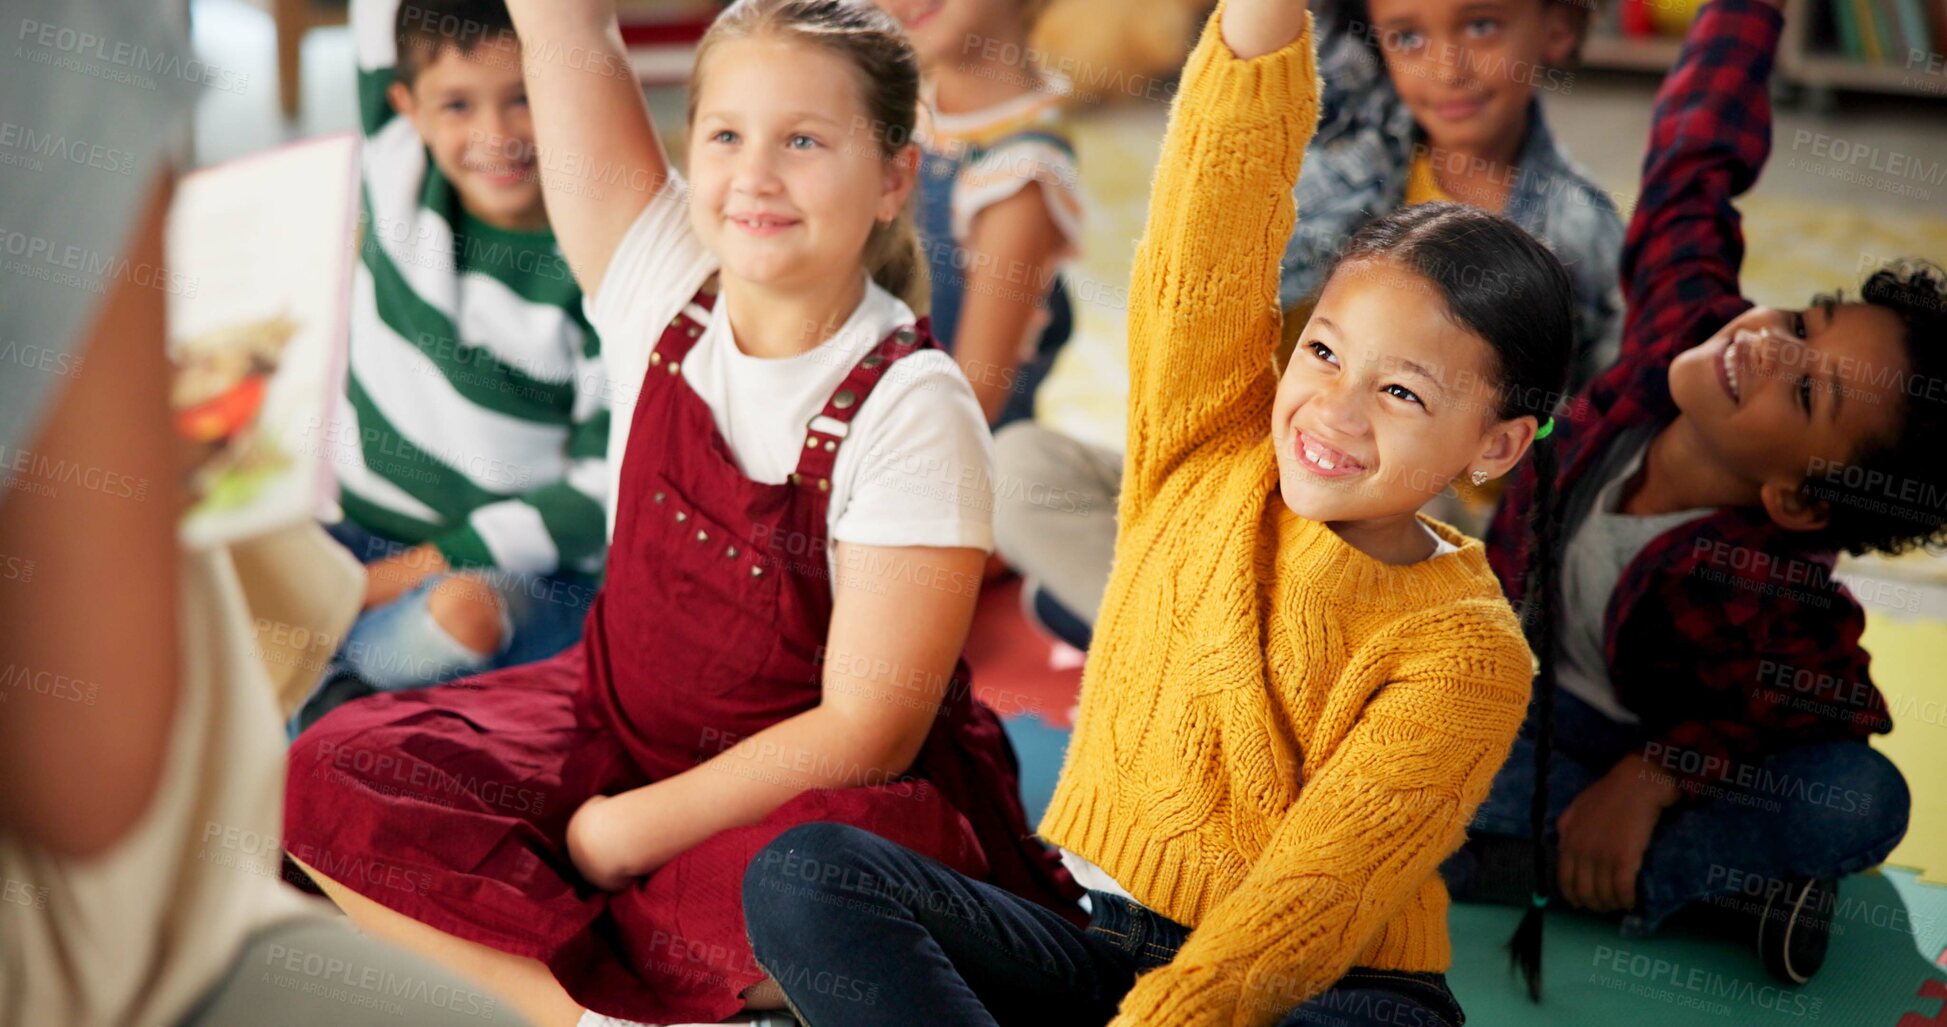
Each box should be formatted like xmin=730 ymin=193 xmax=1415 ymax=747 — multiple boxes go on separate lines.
xmin=351 ymin=0 xmax=402 ymax=134
xmin=505 ymin=0 xmax=673 ymax=295
xmin=1617 ymin=0 xmax=1782 ymax=364
xmin=1122 ymin=0 xmax=1319 ymax=514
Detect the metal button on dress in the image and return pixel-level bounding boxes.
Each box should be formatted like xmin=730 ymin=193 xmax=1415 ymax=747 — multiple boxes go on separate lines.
xmin=750 ymin=565 xmax=764 ymax=577
xmin=696 ymin=529 xmax=709 ymax=543
xmin=861 ymin=353 xmax=884 ymax=369
xmin=832 ymin=389 xmax=857 ymax=410
xmin=725 ymin=546 xmax=738 ymax=558
xmin=675 ymin=511 xmax=688 ymax=523
xmin=653 ymin=490 xmax=666 ymax=503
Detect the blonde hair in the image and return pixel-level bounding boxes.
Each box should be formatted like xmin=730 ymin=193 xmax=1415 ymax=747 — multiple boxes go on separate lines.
xmin=688 ymin=0 xmax=930 ymax=314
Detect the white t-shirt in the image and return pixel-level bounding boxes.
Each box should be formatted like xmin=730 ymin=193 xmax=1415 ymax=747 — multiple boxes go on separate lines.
xmin=587 ymin=175 xmax=996 ymax=582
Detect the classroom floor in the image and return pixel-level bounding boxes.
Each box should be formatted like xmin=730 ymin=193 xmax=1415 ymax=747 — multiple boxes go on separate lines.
xmin=191 ymin=1 xmax=1947 ymax=1021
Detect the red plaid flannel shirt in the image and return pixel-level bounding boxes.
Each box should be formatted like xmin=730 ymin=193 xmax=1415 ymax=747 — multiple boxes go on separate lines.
xmin=1486 ymin=0 xmax=1893 ymax=802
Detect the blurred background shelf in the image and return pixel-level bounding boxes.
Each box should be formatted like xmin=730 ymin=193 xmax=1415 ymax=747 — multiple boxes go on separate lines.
xmin=1580 ymin=32 xmax=1685 ymax=72
xmin=1579 ymin=0 xmax=1947 ymax=102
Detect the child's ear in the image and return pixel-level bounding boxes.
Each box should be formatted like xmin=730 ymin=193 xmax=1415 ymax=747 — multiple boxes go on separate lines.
xmin=1471 ymin=414 xmax=1539 ymax=483
xmin=1758 ymin=479 xmax=1833 ymax=534
xmin=387 ymin=80 xmax=418 ymax=120
xmin=1538 ymin=1 xmax=1580 ymax=67
xmin=879 ymin=144 xmax=920 ymax=222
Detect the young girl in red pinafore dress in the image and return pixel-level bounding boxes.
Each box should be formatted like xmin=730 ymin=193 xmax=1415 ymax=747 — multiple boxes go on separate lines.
xmin=282 ymin=1 xmax=1080 ymax=1023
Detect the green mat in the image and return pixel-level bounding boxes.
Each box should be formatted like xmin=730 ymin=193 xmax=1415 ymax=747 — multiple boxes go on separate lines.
xmin=1448 ymin=868 xmax=1947 ymax=1025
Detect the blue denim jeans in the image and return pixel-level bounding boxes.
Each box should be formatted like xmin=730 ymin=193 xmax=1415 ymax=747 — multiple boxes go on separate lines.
xmin=743 ymin=822 xmax=1466 ymax=1026
xmin=1446 ymin=685 xmax=1911 ymax=935
xmin=289 ymin=519 xmax=595 ymax=733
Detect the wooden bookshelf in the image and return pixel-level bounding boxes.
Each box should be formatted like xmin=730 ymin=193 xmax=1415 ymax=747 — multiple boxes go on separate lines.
xmin=1578 ymin=0 xmax=1947 ymax=102
xmin=1779 ymin=0 xmax=1947 ymax=99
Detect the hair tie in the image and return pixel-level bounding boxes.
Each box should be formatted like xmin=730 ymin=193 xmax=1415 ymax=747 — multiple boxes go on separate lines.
xmin=1534 ymin=417 xmax=1555 ymax=441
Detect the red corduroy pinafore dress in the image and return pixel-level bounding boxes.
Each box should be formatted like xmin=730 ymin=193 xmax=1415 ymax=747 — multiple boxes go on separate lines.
xmin=284 ymin=287 xmax=1079 ymax=1023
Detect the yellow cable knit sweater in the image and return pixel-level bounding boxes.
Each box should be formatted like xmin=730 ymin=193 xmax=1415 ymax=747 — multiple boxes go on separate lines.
xmin=1035 ymin=9 xmax=1536 ymax=1025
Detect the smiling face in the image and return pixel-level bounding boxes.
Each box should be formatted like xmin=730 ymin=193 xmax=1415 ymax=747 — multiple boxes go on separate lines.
xmin=686 ymin=36 xmax=916 ymax=297
xmin=389 ymin=35 xmax=544 ymax=232
xmin=1272 ymin=259 xmax=1536 ymax=530
xmin=1667 ymin=302 xmax=1909 ymax=527
xmin=1365 ymin=0 xmax=1576 ymax=159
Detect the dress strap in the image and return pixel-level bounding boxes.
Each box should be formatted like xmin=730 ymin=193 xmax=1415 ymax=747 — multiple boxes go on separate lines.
xmin=646 ymin=281 xmax=719 ymax=380
xmin=790 ymin=317 xmax=935 ymax=493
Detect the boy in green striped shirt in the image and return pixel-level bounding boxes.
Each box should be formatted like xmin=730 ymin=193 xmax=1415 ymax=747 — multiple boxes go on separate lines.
xmin=295 ymin=0 xmax=607 ymax=731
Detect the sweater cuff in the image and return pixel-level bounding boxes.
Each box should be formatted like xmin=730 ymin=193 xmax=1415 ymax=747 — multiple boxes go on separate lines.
xmin=1179 ymin=0 xmax=1321 ymax=137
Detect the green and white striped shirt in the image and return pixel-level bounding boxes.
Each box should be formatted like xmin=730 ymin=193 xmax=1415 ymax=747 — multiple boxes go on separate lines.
xmin=333 ymin=0 xmax=607 ymax=576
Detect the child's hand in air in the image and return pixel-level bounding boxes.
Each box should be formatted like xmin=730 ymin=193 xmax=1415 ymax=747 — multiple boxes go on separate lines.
xmin=1219 ymin=0 xmax=1310 ymax=61
xmin=1554 ymin=754 xmax=1683 ymax=913
xmin=567 ymin=794 xmax=634 ymax=892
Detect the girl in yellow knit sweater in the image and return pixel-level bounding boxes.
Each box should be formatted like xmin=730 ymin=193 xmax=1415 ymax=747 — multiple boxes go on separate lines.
xmin=740 ymin=1 xmax=1575 ymax=1023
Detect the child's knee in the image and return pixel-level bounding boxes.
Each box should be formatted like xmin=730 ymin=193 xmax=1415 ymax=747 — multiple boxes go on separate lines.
xmin=992 ymin=424 xmax=1061 ymax=522
xmin=425 ymin=574 xmax=506 ymax=656
xmin=1781 ymin=742 xmax=1910 ymax=859
xmin=743 ymin=822 xmax=878 ymax=933
xmin=991 ymin=423 xmax=1099 ymax=552
xmin=1828 ymin=743 xmax=1910 ymax=841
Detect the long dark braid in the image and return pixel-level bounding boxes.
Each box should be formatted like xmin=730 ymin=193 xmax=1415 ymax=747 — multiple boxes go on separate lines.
xmin=1508 ymin=433 xmax=1564 ymax=1000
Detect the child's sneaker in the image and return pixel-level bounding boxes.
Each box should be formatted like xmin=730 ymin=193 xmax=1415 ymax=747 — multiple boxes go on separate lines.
xmin=1756 ymin=876 xmax=1834 ymax=985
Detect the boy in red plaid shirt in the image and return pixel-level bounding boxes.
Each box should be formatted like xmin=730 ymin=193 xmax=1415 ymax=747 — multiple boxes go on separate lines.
xmin=1445 ymin=0 xmax=1947 ymax=996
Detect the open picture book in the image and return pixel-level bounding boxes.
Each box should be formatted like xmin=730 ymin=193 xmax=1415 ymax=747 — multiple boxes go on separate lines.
xmin=168 ymin=132 xmax=360 ymax=550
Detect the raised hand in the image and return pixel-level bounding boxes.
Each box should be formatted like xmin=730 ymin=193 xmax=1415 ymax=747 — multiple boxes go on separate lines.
xmin=1219 ymin=0 xmax=1311 ymax=60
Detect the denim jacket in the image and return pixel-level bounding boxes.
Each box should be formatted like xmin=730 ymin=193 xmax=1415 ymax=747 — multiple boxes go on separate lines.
xmin=1282 ymin=28 xmax=1625 ymax=389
